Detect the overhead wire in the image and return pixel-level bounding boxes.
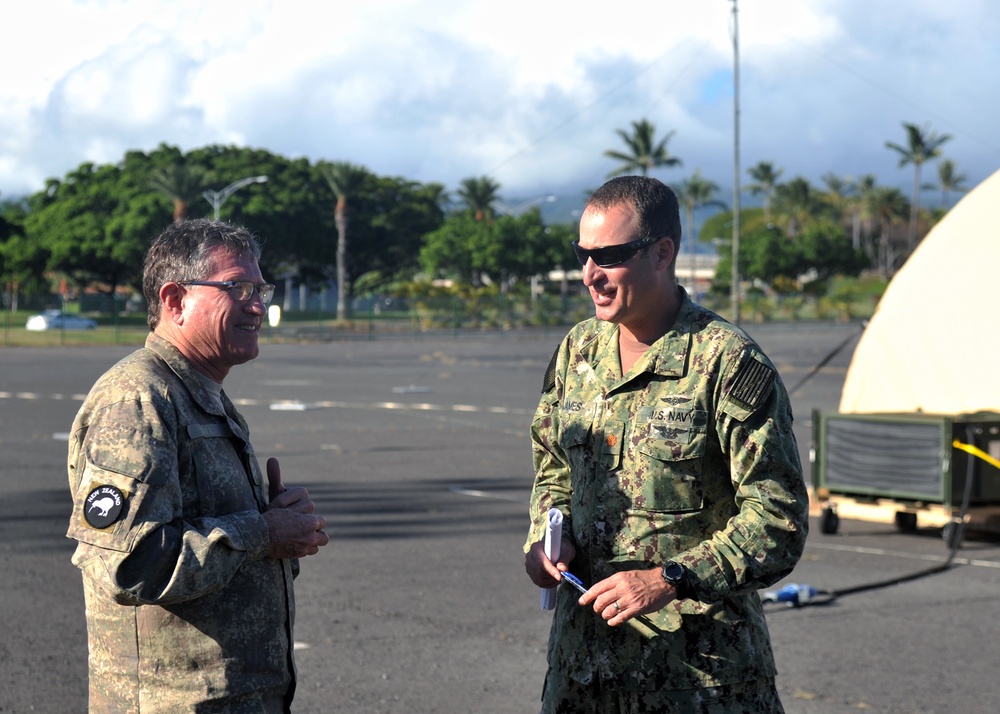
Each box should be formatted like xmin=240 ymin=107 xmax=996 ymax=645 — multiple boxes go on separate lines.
xmin=487 ymin=38 xmax=713 ymax=177
xmin=784 ymin=35 xmax=1000 ymax=157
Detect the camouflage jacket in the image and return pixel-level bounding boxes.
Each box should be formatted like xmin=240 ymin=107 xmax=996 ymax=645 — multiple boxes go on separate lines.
xmin=67 ymin=334 xmax=296 ymax=713
xmin=525 ymin=295 xmax=809 ymax=691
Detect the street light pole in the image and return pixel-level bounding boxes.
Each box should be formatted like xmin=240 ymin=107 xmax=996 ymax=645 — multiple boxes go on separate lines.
xmin=202 ymin=175 xmax=269 ymax=220
xmin=730 ymin=0 xmax=742 ymax=326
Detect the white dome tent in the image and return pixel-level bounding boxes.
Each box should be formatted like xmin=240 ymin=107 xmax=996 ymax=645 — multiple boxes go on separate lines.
xmin=813 ymin=167 xmax=1000 ymax=542
xmin=840 ymin=168 xmax=1000 ymax=415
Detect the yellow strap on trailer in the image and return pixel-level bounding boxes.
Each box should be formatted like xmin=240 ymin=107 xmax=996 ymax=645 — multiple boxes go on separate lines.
xmin=952 ymin=439 xmax=1000 ymax=471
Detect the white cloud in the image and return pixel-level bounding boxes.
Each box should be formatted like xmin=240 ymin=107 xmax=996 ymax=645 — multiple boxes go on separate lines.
xmin=2 ymin=0 xmax=999 ymax=204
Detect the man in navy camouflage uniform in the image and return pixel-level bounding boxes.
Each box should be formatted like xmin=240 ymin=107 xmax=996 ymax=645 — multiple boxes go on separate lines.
xmin=67 ymin=219 xmax=329 ymax=713
xmin=524 ymin=176 xmax=808 ymax=713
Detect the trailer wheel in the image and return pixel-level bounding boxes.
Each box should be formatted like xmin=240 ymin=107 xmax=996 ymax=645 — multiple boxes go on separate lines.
xmin=894 ymin=512 xmax=918 ymax=532
xmin=820 ymin=506 xmax=839 ymax=535
xmin=942 ymin=522 xmax=963 ymax=549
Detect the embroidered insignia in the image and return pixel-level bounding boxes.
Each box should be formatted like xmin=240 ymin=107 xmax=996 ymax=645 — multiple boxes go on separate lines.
xmin=606 ymin=434 xmax=618 ymax=447
xmin=542 ymin=346 xmax=559 ymax=393
xmin=84 ymin=485 xmax=126 ymax=529
xmin=729 ymin=358 xmax=775 ymax=410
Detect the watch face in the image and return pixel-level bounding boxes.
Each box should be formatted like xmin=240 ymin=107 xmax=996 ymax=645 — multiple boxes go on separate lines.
xmin=663 ymin=562 xmax=684 ymax=581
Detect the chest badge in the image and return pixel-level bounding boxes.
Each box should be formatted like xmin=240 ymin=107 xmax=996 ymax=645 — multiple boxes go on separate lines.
xmin=84 ymin=485 xmax=126 ymax=529
xmin=606 ymin=434 xmax=618 ymax=447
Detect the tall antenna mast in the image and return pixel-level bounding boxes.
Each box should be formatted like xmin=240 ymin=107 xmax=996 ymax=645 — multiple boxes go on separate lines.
xmin=730 ymin=0 xmax=741 ymax=325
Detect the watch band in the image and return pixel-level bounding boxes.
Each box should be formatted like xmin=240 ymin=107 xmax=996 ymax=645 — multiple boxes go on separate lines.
xmin=661 ymin=561 xmax=692 ymax=600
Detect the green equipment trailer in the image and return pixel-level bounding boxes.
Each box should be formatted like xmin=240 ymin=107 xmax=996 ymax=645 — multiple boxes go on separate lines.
xmin=810 ymin=410 xmax=1000 ymax=546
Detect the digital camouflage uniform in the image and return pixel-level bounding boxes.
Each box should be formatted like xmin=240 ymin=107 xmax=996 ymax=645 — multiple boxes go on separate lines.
xmin=525 ymin=293 xmax=809 ymax=710
xmin=67 ymin=334 xmax=296 ymax=713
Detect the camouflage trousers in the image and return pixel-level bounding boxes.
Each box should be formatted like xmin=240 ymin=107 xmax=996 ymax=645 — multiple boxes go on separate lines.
xmin=540 ymin=671 xmax=785 ymax=714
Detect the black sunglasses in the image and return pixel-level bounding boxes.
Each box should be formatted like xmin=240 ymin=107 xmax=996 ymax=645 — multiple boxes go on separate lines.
xmin=571 ymin=235 xmax=666 ymax=268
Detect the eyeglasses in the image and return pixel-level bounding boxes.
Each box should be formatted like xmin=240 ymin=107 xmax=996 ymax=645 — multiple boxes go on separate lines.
xmin=178 ymin=280 xmax=276 ymax=305
xmin=571 ymin=235 xmax=665 ymax=268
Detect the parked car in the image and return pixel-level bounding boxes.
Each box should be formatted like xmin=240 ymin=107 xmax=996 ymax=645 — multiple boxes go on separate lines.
xmin=25 ymin=310 xmax=98 ymax=331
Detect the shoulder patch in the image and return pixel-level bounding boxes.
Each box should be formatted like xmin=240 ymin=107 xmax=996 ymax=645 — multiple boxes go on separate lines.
xmin=84 ymin=485 xmax=126 ymax=529
xmin=728 ymin=357 xmax=775 ymax=411
xmin=542 ymin=346 xmax=559 ymax=394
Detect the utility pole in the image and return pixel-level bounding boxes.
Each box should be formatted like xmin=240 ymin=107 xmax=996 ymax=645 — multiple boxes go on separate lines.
xmin=730 ymin=0 xmax=741 ymax=325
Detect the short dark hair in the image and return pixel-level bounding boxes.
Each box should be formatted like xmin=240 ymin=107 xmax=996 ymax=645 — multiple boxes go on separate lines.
xmin=586 ymin=176 xmax=682 ymax=248
xmin=142 ymin=219 xmax=262 ymax=330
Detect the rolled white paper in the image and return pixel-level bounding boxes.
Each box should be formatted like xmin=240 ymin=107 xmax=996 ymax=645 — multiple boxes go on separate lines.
xmin=541 ymin=508 xmax=563 ymax=610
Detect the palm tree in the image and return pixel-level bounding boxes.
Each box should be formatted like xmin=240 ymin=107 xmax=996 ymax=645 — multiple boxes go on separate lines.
xmin=149 ymin=164 xmax=212 ymax=223
xmin=457 ymin=176 xmax=501 ymax=221
xmin=820 ymin=172 xmax=859 ymax=247
xmin=868 ymin=186 xmax=910 ymax=277
xmin=745 ymin=161 xmax=783 ymax=225
xmin=885 ymin=122 xmax=951 ymax=252
xmin=318 ymin=160 xmax=371 ymax=320
xmin=604 ymin=118 xmax=682 ymax=178
xmin=936 ymin=159 xmax=968 ymax=209
xmin=676 ymin=170 xmax=725 ymax=292
xmin=773 ymin=177 xmax=822 ymax=238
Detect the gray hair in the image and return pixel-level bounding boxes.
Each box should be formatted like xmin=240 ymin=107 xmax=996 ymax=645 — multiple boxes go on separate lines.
xmin=142 ymin=219 xmax=262 ymax=330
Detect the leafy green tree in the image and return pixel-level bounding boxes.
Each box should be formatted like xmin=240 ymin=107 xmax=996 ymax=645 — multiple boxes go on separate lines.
xmin=420 ymin=209 xmax=564 ymax=289
xmin=420 ymin=213 xmax=481 ymax=284
xmin=745 ymin=161 xmax=783 ymax=225
xmin=318 ymin=161 xmax=372 ymax=319
xmin=604 ymin=118 xmax=682 ymax=178
xmin=707 ymin=207 xmax=866 ymax=295
xmin=740 ymin=224 xmax=801 ymax=291
xmin=795 ymin=221 xmax=869 ymax=285
xmin=936 ymin=158 xmax=968 ymax=209
xmin=187 ymin=144 xmax=329 ymax=289
xmin=885 ymin=122 xmax=951 ymax=251
xmin=24 ymin=159 xmax=170 ymax=300
xmin=1 ymin=198 xmax=51 ymax=305
xmin=349 ymin=175 xmax=446 ymax=291
xmin=456 ymin=176 xmax=501 ymax=221
xmin=773 ymin=177 xmax=826 ymax=238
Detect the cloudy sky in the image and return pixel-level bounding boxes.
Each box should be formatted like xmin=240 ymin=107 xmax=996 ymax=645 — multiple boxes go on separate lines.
xmin=3 ymin=0 xmax=999 ymax=211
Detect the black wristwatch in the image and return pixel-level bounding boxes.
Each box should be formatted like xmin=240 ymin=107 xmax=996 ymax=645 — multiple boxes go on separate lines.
xmin=661 ymin=561 xmax=692 ymax=600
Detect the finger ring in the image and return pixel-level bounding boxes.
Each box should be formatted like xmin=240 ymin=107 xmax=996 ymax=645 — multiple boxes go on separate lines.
xmin=613 ymin=601 xmax=621 ymax=611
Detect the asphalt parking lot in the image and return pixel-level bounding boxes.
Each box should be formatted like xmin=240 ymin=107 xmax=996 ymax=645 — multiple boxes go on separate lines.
xmin=1 ymin=322 xmax=997 ymax=713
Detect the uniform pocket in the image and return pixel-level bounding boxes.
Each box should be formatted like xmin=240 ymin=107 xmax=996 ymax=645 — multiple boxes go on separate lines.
xmin=630 ymin=421 xmax=708 ymax=513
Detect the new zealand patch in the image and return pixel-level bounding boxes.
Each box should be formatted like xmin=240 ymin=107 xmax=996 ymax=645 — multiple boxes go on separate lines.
xmin=84 ymin=485 xmax=126 ymax=529
xmin=728 ymin=358 xmax=776 ymax=411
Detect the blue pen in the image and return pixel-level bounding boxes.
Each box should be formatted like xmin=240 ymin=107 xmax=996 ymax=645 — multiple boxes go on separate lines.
xmin=561 ymin=572 xmax=588 ymax=595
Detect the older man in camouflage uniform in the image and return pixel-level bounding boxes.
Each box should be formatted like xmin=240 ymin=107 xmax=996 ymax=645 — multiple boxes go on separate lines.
xmin=67 ymin=219 xmax=329 ymax=713
xmin=524 ymin=176 xmax=809 ymax=713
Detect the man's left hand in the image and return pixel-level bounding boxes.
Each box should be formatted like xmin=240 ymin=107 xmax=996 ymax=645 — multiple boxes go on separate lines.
xmin=578 ymin=568 xmax=674 ymax=627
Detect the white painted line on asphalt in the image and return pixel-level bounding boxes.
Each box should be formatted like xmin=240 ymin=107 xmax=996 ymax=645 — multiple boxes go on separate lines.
xmin=391 ymin=385 xmax=433 ymax=393
xmin=8 ymin=389 xmax=532 ymax=417
xmin=808 ymin=541 xmax=1000 ymax=568
xmin=448 ymin=485 xmax=527 ymax=504
xmin=269 ymin=402 xmax=322 ymax=411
